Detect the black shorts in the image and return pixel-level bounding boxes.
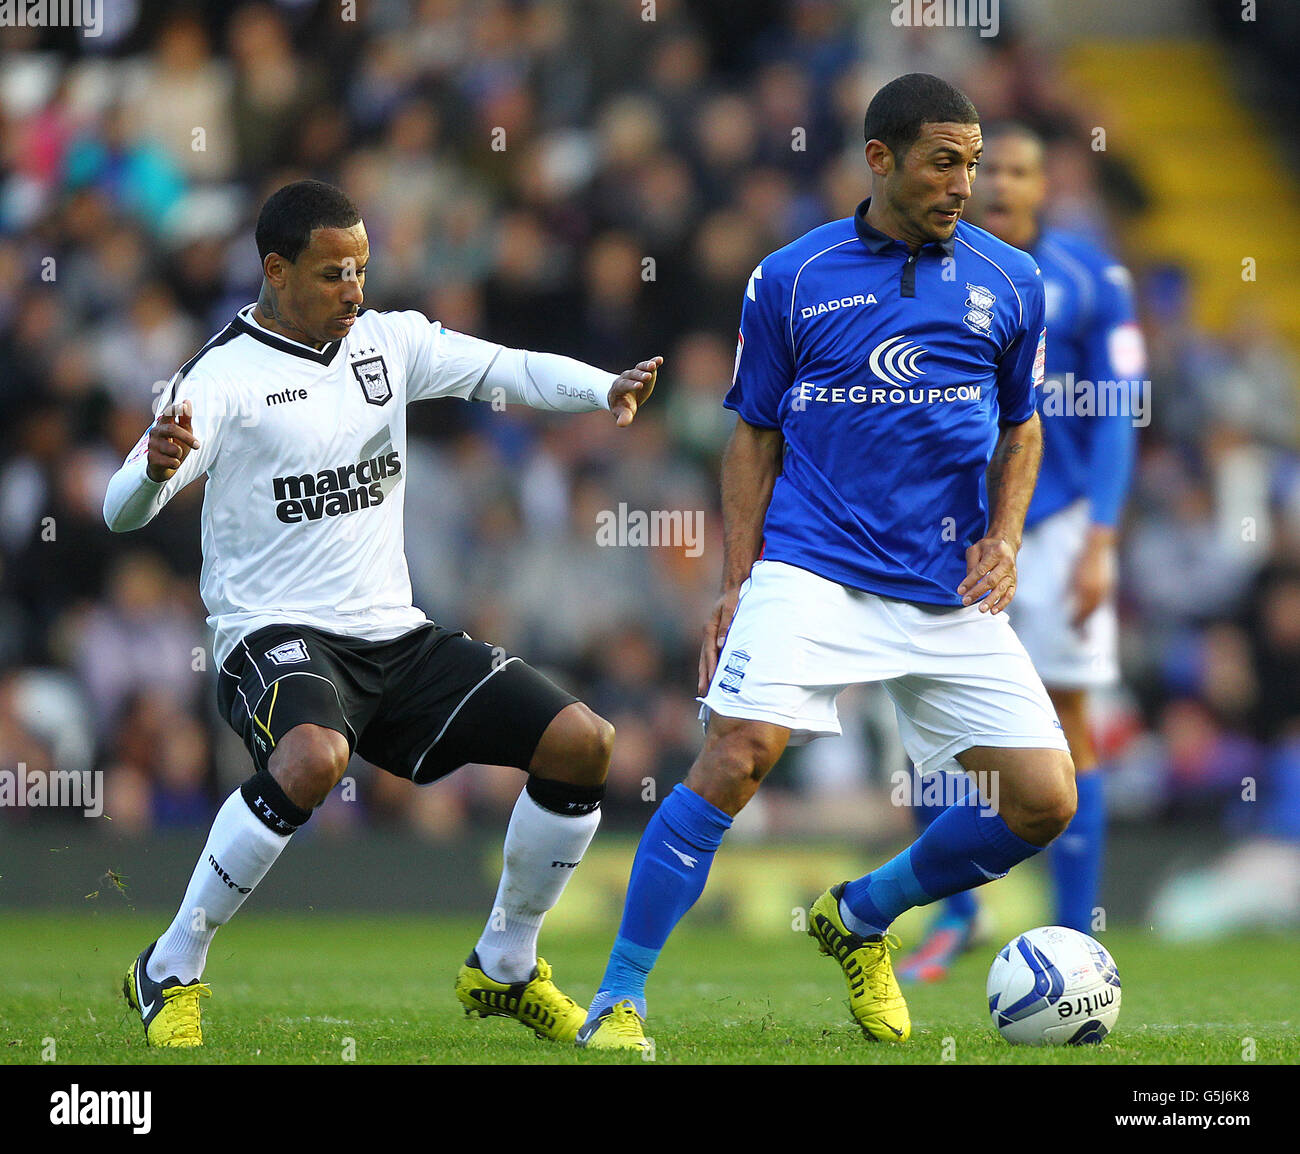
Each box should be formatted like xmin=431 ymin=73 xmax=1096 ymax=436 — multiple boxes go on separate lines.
xmin=217 ymin=623 xmax=578 ymax=785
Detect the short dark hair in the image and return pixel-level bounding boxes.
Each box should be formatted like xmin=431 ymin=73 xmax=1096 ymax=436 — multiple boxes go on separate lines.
xmin=255 ymin=180 xmax=361 ymax=264
xmin=863 ymin=73 xmax=979 ymax=160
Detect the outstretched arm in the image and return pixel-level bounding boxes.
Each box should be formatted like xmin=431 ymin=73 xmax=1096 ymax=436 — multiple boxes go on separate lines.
xmin=468 ymin=346 xmax=661 ymax=424
xmin=402 ymin=313 xmax=660 ymax=423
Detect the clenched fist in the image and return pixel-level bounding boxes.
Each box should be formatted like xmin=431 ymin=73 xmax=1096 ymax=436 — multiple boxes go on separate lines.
xmin=147 ymin=399 xmax=201 ymax=483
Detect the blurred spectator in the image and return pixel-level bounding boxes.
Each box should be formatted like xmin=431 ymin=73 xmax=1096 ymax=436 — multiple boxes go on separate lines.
xmin=63 ymin=102 xmax=188 ymax=230
xmin=226 ymin=4 xmax=326 ymax=180
xmin=71 ymin=551 xmax=205 ymax=740
xmin=122 ymin=12 xmax=237 ymax=183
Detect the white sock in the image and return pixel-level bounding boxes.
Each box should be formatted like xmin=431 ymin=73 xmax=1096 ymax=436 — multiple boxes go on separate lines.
xmin=474 ymin=788 xmax=601 ymax=983
xmin=148 ymin=789 xmax=293 ymax=983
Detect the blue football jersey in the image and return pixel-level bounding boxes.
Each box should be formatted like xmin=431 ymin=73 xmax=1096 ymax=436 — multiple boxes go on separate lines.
xmin=724 ymin=199 xmax=1046 ymax=606
xmin=1026 ymin=228 xmax=1144 ymax=530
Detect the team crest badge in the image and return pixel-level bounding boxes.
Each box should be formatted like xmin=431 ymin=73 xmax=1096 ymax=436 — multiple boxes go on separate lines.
xmin=963 ymin=283 xmax=996 ymax=337
xmin=265 ymin=639 xmax=309 ymax=665
xmin=718 ymin=649 xmax=751 ymax=695
xmin=351 ymin=355 xmax=392 ymax=405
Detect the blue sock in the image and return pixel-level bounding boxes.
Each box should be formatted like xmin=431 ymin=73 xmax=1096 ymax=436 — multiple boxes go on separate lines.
xmin=588 ymin=784 xmax=732 ymax=1019
xmin=1049 ymin=770 xmax=1104 ymax=933
xmin=912 ymin=769 xmax=978 ymax=922
xmin=843 ymin=793 xmax=1040 ymax=935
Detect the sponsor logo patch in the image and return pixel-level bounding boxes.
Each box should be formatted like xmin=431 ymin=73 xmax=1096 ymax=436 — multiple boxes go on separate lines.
xmin=867 ymin=335 xmax=928 ymax=386
xmin=1033 ymin=327 xmax=1047 ymax=390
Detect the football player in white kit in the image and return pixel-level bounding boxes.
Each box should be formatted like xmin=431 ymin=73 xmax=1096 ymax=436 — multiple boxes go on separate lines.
xmin=107 ymin=180 xmax=660 ymax=1048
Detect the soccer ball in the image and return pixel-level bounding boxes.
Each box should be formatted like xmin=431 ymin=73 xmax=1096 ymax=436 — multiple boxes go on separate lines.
xmin=986 ymin=926 xmax=1121 ymax=1045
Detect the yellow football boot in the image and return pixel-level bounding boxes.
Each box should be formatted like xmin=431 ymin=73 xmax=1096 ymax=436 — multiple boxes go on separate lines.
xmin=123 ymin=944 xmax=211 ymax=1048
xmin=575 ymin=999 xmax=653 ymax=1053
xmin=455 ymin=952 xmax=586 ymax=1043
xmin=809 ymin=883 xmax=911 ymax=1042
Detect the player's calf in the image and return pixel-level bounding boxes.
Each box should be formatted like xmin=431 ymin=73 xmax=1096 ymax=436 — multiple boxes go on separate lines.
xmin=463 ymin=707 xmax=608 ymax=1032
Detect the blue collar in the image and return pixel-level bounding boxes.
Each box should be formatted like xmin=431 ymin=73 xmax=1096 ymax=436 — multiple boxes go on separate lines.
xmin=853 ymin=198 xmax=956 ymax=258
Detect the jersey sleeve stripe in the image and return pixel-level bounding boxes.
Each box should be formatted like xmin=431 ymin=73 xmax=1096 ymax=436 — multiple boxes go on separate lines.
xmin=176 ymin=321 xmax=241 ymax=382
xmin=789 ymin=238 xmax=859 ymax=359
xmin=469 ymin=346 xmax=503 ymax=397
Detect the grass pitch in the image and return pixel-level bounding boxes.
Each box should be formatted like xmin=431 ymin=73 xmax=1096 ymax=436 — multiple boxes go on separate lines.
xmin=1 ymin=911 xmax=1294 ymax=1066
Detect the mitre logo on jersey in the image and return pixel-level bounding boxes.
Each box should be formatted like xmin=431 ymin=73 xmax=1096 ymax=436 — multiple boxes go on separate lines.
xmin=351 ymin=355 xmax=392 ymax=405
xmin=271 ymin=450 xmax=402 ymax=523
xmin=963 ymin=283 xmax=996 ymax=336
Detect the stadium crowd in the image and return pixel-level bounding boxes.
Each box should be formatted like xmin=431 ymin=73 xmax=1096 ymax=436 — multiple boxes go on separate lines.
xmin=0 ymin=0 xmax=1296 ymax=858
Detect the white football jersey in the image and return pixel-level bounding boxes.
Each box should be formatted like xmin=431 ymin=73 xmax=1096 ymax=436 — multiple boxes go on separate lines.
xmin=104 ymin=305 xmax=616 ymax=669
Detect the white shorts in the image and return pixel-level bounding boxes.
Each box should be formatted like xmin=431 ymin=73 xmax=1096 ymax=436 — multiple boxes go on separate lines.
xmin=1009 ymin=500 xmax=1119 ymax=689
xmin=699 ymin=559 xmax=1068 ymax=773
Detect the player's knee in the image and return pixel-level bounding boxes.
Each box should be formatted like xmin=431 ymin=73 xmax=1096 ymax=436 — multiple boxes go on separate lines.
xmin=1035 ymin=790 xmax=1077 ymax=845
xmin=530 ymin=703 xmax=614 ymax=784
xmin=687 ymin=723 xmax=784 ymax=812
xmin=571 ymin=708 xmax=615 ymax=780
xmin=269 ymin=724 xmax=350 ymax=810
xmin=1007 ymin=751 xmax=1077 ymax=845
xmin=717 ymin=724 xmax=784 ymax=776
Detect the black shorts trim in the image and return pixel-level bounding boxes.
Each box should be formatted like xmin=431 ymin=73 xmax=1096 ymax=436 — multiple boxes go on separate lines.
xmin=245 ymin=670 xmax=359 ymax=751
xmin=217 ymin=623 xmax=578 ymax=786
xmin=406 ymin=654 xmax=579 ymax=784
xmin=409 ymin=656 xmax=523 ymax=781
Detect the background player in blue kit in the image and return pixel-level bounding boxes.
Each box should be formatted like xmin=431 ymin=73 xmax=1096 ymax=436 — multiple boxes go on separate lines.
xmin=577 ymin=75 xmax=1076 ymax=1052
xmin=899 ymin=123 xmax=1145 ymax=983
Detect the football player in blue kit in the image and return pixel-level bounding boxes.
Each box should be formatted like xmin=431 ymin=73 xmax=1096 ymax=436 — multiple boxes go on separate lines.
xmin=899 ymin=122 xmax=1143 ymax=982
xmin=578 ymin=75 xmax=1075 ymax=1051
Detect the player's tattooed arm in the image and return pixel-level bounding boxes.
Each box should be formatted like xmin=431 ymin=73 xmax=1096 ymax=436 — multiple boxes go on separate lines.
xmin=959 ymin=412 xmax=1043 ymax=614
xmin=699 ymin=419 xmax=784 ymax=694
